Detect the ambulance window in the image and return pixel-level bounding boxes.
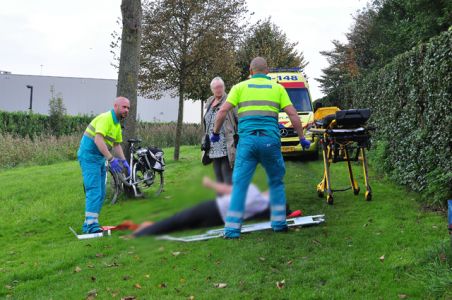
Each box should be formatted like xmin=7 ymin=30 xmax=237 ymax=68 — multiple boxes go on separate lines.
xmin=285 ymin=88 xmax=312 ymax=111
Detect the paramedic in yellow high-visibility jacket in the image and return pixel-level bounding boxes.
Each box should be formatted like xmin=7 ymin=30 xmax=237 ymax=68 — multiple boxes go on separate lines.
xmin=77 ymin=97 xmax=131 ymax=233
xmin=211 ymin=57 xmax=310 ymax=239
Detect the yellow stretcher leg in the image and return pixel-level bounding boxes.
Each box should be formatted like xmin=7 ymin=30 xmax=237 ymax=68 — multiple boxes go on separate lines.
xmin=361 ymin=148 xmax=372 ymax=201
xmin=344 ymin=147 xmax=360 ymax=196
xmin=317 ymin=139 xmax=334 ymax=205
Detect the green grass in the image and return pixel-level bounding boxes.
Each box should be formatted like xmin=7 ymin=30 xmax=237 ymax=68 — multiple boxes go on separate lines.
xmin=0 ymin=146 xmax=450 ymax=299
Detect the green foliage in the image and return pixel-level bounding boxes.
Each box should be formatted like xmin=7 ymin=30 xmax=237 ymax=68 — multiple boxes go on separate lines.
xmin=0 ymin=121 xmax=202 ymax=169
xmin=236 ymin=18 xmax=308 ymax=81
xmin=345 ymin=30 xmax=452 ymax=205
xmin=351 ymin=0 xmax=452 ymax=71
xmin=0 ymin=111 xmax=90 ymax=138
xmin=48 ymin=86 xmax=67 ymax=137
xmin=137 ymin=122 xmax=203 ymax=148
xmin=0 ymin=133 xmax=80 ymax=168
xmin=318 ymin=0 xmax=451 ymax=107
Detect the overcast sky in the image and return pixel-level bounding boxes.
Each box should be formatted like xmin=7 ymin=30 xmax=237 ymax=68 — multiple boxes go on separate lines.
xmin=0 ymin=0 xmax=366 ymax=122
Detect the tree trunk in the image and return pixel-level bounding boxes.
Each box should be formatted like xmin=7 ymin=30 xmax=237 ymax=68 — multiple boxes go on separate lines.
xmin=173 ymin=82 xmax=185 ymax=161
xmin=117 ymin=0 xmax=142 ymax=157
xmin=200 ymin=99 xmax=204 ymax=130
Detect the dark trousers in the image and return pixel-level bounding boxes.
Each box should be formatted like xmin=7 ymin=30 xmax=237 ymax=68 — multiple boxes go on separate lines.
xmin=132 ymin=199 xmax=272 ymax=237
xmin=212 ymin=156 xmax=233 ymax=184
xmin=133 ymin=200 xmax=223 ymax=237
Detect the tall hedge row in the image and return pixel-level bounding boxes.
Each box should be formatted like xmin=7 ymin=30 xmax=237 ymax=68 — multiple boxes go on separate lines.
xmin=344 ymin=30 xmax=451 ymax=205
xmin=0 ymin=111 xmax=204 ymax=148
xmin=0 ymin=111 xmax=91 ymax=138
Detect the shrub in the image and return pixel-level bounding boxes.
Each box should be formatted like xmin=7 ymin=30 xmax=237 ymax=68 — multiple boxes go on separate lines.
xmin=343 ymin=30 xmax=452 ymax=206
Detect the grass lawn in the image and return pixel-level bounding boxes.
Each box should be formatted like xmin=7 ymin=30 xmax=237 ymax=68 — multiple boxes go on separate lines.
xmin=0 ymin=146 xmax=450 ymax=299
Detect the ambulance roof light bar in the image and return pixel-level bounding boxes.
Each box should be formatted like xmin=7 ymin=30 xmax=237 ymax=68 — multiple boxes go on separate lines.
xmin=268 ymin=67 xmax=303 ymax=73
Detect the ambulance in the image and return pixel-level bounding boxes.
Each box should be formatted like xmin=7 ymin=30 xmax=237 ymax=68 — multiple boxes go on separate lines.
xmin=268 ymin=68 xmax=318 ymax=158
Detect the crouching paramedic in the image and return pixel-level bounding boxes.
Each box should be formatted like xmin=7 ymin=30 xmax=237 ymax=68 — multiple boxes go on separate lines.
xmin=77 ymin=97 xmax=131 ymax=233
xmin=211 ymin=57 xmax=310 ymax=239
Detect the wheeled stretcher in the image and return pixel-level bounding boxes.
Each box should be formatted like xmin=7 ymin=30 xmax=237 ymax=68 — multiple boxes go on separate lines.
xmin=309 ymin=107 xmax=372 ymax=205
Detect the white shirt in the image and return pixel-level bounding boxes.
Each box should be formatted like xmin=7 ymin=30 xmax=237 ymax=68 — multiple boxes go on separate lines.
xmin=215 ymin=184 xmax=269 ymax=222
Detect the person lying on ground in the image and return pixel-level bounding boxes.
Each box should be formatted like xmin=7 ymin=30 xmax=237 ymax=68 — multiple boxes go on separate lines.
xmin=127 ymin=176 xmax=301 ymax=238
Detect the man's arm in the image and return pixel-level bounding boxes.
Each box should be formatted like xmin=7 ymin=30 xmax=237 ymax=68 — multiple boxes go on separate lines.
xmin=112 ymin=143 xmax=126 ymax=160
xmin=94 ymin=134 xmax=114 ymax=160
xmin=213 ymin=102 xmax=234 ymax=134
xmin=283 ymin=105 xmax=304 ymax=139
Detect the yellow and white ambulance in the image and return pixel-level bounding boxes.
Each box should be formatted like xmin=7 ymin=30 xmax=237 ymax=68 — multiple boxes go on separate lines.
xmin=268 ymin=68 xmax=318 ymax=158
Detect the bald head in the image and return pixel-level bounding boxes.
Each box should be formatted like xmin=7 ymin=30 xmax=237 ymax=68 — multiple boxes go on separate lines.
xmin=250 ymin=57 xmax=268 ymax=74
xmin=114 ymin=96 xmax=130 ymax=120
xmin=115 ymin=96 xmax=129 ymax=106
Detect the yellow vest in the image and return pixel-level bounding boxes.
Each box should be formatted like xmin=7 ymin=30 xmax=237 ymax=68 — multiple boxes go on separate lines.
xmin=227 ymin=74 xmax=292 ymax=119
xmin=83 ymin=110 xmax=122 ymax=147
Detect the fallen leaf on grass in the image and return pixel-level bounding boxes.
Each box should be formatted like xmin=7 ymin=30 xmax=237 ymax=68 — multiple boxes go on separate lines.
xmin=158 ymin=282 xmax=167 ymax=288
xmin=144 ymin=274 xmax=150 ymax=278
xmin=121 ymin=296 xmax=136 ymax=300
xmin=87 ymin=264 xmax=95 ymax=269
xmin=276 ymin=279 xmax=285 ymax=289
xmin=180 ymin=278 xmax=186 ymax=283
xmin=287 ymin=260 xmax=293 ymax=266
xmin=259 ymin=257 xmax=266 ymax=262
xmin=398 ymin=294 xmax=408 ymax=299
xmin=214 ymin=283 xmax=227 ymax=288
xmin=172 ymin=251 xmax=181 ymax=256
xmin=74 ymin=266 xmax=82 ymax=273
xmin=5 ymin=285 xmax=12 ymax=290
xmin=105 ymin=262 xmax=120 ymax=268
xmin=379 ymin=255 xmax=385 ymax=262
xmin=123 ymin=275 xmax=131 ymax=281
xmin=187 ymin=296 xmax=195 ymax=300
xmin=134 ymin=283 xmax=142 ymax=289
xmin=86 ymin=289 xmax=97 ymax=300
xmin=95 ymin=253 xmax=104 ymax=258
xmin=312 ymin=239 xmax=322 ymax=246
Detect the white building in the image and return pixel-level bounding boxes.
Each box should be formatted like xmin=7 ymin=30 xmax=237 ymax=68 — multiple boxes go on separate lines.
xmin=0 ymin=72 xmax=200 ymax=123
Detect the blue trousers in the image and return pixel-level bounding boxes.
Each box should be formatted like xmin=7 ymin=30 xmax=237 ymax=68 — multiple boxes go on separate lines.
xmin=79 ymin=157 xmax=106 ymax=233
xmin=225 ymin=134 xmax=287 ymax=238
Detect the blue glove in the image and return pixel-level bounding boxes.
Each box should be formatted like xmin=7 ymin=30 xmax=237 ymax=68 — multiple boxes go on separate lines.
xmin=210 ymin=132 xmax=220 ymax=143
xmin=121 ymin=159 xmax=131 ymax=176
xmin=109 ymin=158 xmax=123 ymax=173
xmin=300 ymin=137 xmax=311 ymax=150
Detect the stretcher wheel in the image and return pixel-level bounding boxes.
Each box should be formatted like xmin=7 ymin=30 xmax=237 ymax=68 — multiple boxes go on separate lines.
xmin=353 ymin=187 xmax=360 ymax=195
xmin=365 ymin=191 xmax=372 ymax=201
xmin=327 ymin=195 xmax=334 ymax=205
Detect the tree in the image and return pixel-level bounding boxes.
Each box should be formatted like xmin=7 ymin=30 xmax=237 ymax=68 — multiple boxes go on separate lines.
xmin=317 ymin=40 xmax=359 ymax=107
xmin=48 ymin=86 xmax=66 ymax=137
xmin=236 ymin=18 xmax=308 ymax=81
xmin=184 ymin=33 xmax=241 ymax=123
xmin=139 ymin=0 xmax=248 ymax=161
xmin=318 ymin=0 xmax=451 ymax=104
xmin=116 ymin=0 xmax=142 ymax=156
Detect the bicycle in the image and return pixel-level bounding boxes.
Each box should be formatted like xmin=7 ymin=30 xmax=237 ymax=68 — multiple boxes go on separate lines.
xmin=106 ymin=138 xmax=165 ymax=204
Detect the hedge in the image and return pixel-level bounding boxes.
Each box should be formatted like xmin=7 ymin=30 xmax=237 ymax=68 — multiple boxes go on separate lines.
xmin=342 ymin=30 xmax=451 ymax=205
xmin=0 ymin=111 xmax=91 ymax=138
xmin=0 ymin=111 xmax=203 ymax=148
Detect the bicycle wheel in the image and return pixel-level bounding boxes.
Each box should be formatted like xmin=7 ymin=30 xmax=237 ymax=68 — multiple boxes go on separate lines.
xmin=106 ymin=168 xmax=122 ymax=204
xmin=132 ymin=164 xmax=164 ymax=197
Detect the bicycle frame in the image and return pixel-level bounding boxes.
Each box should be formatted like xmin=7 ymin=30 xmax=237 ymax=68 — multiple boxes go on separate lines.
xmin=107 ymin=139 xmax=165 ymax=202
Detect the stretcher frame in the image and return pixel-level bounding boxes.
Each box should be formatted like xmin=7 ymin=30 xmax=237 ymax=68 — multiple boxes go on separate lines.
xmin=69 ymin=226 xmax=112 ymax=240
xmin=156 ymin=215 xmax=325 ymax=242
xmin=309 ymin=108 xmax=373 ymax=205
